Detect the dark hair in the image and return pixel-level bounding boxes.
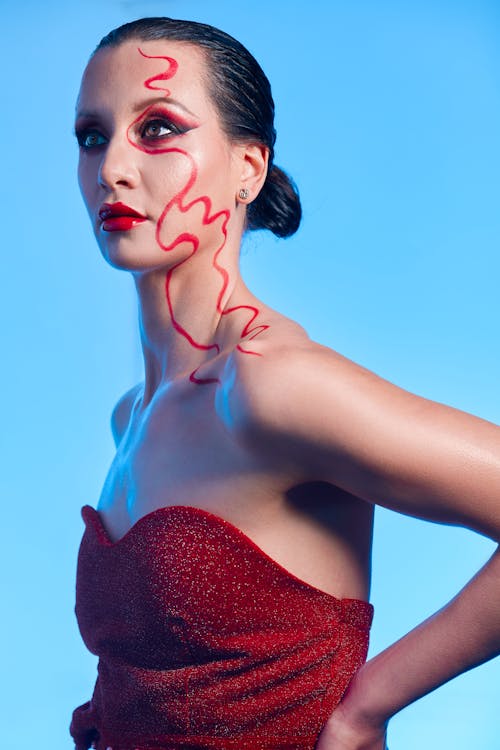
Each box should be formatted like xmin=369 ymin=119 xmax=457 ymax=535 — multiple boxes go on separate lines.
xmin=93 ymin=17 xmax=301 ymax=238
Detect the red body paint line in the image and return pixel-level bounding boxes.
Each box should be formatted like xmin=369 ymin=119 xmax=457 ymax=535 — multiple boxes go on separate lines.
xmin=131 ymin=48 xmax=270 ymax=384
xmin=138 ymin=48 xmax=179 ymax=95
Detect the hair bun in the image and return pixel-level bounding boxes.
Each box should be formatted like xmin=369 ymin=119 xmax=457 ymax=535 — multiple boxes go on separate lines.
xmin=247 ymin=165 xmax=301 ymax=238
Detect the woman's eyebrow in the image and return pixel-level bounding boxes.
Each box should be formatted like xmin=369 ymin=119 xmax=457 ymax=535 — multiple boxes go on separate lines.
xmin=75 ymin=96 xmax=198 ymax=121
xmin=132 ymin=95 xmax=198 ymax=117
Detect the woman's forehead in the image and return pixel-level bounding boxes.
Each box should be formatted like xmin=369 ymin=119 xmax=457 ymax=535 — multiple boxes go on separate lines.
xmin=77 ymin=40 xmax=209 ymax=113
xmin=89 ymin=39 xmax=204 ymax=78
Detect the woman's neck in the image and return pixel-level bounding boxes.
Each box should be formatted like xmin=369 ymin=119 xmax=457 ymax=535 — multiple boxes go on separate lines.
xmin=133 ymin=246 xmax=252 ymax=405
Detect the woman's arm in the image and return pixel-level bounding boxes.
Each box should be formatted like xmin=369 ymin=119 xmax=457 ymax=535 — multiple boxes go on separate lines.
xmin=232 ymin=341 xmax=500 ymax=748
xmin=317 ymin=544 xmax=500 ymax=749
xmin=237 ymin=342 xmax=500 ymax=540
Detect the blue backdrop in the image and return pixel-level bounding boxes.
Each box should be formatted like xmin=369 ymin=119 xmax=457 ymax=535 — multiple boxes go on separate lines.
xmin=1 ymin=1 xmax=498 ymax=747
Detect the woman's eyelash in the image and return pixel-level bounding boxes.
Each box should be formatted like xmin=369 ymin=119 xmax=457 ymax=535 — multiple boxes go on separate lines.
xmin=75 ymin=127 xmax=106 ymax=150
xmin=139 ymin=115 xmax=185 ymax=139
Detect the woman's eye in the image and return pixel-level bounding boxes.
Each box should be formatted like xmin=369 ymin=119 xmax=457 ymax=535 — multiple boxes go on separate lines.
xmin=141 ymin=118 xmax=179 ymax=139
xmin=76 ymin=130 xmax=107 ymax=150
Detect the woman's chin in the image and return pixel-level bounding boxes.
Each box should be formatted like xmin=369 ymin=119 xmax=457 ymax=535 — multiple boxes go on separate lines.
xmin=98 ymin=243 xmax=165 ymax=273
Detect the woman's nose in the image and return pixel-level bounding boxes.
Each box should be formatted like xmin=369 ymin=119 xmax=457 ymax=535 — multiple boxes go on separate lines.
xmin=97 ymin=137 xmax=140 ymax=191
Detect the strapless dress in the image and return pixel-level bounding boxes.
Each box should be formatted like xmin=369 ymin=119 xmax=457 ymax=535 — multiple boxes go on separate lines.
xmin=70 ymin=504 xmax=374 ymax=750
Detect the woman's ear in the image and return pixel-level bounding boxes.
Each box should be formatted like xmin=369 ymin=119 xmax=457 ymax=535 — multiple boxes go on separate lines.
xmin=236 ymin=143 xmax=270 ymax=202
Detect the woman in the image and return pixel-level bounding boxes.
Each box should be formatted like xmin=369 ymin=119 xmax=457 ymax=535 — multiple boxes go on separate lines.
xmin=70 ymin=16 xmax=500 ymax=750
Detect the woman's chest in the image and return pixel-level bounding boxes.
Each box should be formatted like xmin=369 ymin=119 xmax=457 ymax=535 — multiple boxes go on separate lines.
xmin=92 ymin=382 xmax=373 ymax=603
xmin=96 ymin=387 xmax=274 ymax=540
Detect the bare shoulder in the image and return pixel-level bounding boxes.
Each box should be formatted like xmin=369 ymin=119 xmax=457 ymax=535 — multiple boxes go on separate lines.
xmin=220 ymin=325 xmax=500 ymax=539
xmin=222 ymin=317 xmax=383 ymax=431
xmin=110 ymin=382 xmax=143 ymax=447
xmin=218 ymin=310 xmax=311 ymax=418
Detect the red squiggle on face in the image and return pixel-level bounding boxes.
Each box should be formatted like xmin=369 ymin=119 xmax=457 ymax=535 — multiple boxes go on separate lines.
xmin=130 ymin=48 xmax=269 ymax=384
xmin=138 ymin=48 xmax=178 ymax=96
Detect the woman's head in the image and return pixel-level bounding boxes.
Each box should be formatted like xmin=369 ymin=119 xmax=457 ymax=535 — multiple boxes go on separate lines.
xmin=91 ymin=17 xmax=301 ymax=238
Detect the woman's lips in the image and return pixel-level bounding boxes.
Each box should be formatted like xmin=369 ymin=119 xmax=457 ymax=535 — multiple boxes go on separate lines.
xmin=98 ymin=201 xmax=147 ymax=232
xmin=102 ymin=215 xmax=147 ymax=232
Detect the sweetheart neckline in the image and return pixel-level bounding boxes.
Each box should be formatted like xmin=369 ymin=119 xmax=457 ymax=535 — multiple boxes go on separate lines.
xmin=81 ymin=503 xmax=374 ymax=615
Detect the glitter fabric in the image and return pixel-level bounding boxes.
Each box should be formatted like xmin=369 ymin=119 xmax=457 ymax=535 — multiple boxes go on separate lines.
xmin=70 ymin=504 xmax=374 ymax=750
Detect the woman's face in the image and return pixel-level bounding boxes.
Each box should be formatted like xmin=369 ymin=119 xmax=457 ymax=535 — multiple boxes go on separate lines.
xmin=75 ymin=40 xmax=245 ymax=271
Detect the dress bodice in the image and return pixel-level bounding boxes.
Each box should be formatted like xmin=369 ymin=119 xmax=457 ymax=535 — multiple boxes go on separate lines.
xmin=70 ymin=504 xmax=374 ymax=750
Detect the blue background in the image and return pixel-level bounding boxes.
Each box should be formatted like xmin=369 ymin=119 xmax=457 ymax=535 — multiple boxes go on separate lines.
xmin=1 ymin=0 xmax=498 ymax=747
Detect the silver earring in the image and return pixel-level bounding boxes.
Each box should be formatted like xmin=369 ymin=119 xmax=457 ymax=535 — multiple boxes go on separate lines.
xmin=238 ymin=188 xmax=249 ymax=200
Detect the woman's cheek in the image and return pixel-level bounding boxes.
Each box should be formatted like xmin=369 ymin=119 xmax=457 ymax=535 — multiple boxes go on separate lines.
xmin=153 ymin=150 xmax=195 ymax=207
xmin=155 ymin=148 xmax=231 ymax=257
xmin=77 ymin=161 xmax=97 ymax=219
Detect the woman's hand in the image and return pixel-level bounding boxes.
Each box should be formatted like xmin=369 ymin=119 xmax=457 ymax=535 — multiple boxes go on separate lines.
xmin=315 ymin=700 xmax=388 ymax=750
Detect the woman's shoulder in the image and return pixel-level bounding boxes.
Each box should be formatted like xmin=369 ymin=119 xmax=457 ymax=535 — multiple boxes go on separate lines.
xmin=110 ymin=382 xmax=142 ymax=446
xmin=226 ymin=308 xmax=373 ymax=395
xmin=220 ymin=304 xmax=415 ymax=451
xmin=219 ymin=310 xmax=360 ymax=433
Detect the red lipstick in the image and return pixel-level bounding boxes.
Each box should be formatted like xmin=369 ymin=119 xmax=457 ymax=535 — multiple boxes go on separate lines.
xmin=99 ymin=202 xmax=147 ymax=232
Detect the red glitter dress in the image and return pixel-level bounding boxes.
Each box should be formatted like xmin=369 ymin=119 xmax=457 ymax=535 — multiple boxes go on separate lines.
xmin=70 ymin=504 xmax=374 ymax=750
